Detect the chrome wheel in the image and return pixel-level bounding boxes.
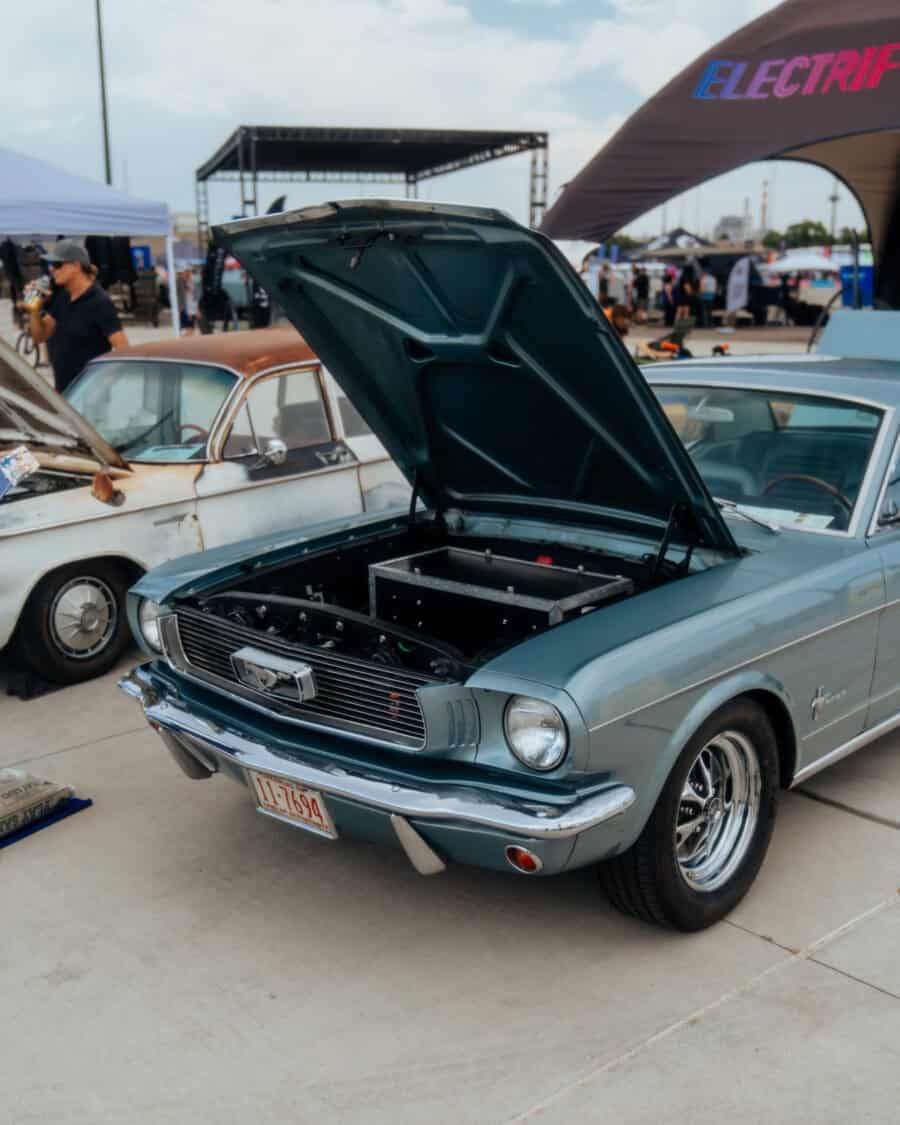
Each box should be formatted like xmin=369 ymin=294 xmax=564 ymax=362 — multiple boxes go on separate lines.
xmin=49 ymin=576 xmax=118 ymax=660
xmin=675 ymin=730 xmax=761 ymax=893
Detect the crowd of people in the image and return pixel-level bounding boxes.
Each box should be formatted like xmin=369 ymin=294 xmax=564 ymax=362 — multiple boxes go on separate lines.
xmin=593 ymin=262 xmax=722 ymax=339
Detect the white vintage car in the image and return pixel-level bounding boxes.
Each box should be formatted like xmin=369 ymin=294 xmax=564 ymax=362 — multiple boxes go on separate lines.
xmin=0 ymin=328 xmax=407 ymax=684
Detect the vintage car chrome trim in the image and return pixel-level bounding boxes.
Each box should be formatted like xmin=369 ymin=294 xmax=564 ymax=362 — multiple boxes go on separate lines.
xmin=207 ymin=359 xmax=323 ymax=462
xmin=158 ymin=613 xmax=430 ymax=751
xmin=120 ymin=669 xmax=635 ymax=840
xmin=158 ymin=728 xmax=217 ymax=779
xmin=867 ymin=430 xmax=900 ymax=537
xmin=801 ymin=697 xmax=869 ymax=740
xmin=647 ymin=378 xmax=895 ymax=539
xmin=390 ymin=815 xmax=448 ymax=875
xmin=119 ymin=667 xmax=159 ymax=707
xmin=590 ymin=595 xmax=900 ymax=734
xmin=792 ymin=708 xmax=900 ymax=785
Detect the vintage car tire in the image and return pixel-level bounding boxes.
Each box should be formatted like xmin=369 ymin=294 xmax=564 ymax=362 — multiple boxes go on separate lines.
xmin=18 ymin=560 xmax=133 ymax=685
xmin=599 ymin=699 xmax=779 ymax=931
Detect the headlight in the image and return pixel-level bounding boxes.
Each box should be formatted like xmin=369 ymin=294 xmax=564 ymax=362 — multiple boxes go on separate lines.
xmin=138 ymin=599 xmax=163 ymax=652
xmin=504 ymin=696 xmax=568 ymax=771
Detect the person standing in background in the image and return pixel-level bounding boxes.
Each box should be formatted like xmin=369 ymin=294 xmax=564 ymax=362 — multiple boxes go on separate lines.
xmin=661 ymin=272 xmax=676 ymax=327
xmin=176 ymin=267 xmax=198 ymax=335
xmin=699 ymin=269 xmax=718 ymax=327
xmin=633 ymin=267 xmax=650 ymax=324
xmin=25 ymin=240 xmax=128 ymax=393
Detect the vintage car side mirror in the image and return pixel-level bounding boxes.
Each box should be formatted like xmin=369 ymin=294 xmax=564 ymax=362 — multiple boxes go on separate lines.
xmin=255 ymin=438 xmax=287 ymax=468
xmin=877 ymin=495 xmax=900 ymax=526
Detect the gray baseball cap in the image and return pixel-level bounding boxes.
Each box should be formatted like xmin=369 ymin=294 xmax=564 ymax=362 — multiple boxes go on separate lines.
xmin=43 ymin=239 xmax=90 ymax=267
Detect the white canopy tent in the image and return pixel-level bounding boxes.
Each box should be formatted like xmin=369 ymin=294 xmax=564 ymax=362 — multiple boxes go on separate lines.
xmin=760 ymin=251 xmax=844 ymax=275
xmin=0 ymin=145 xmax=179 ymax=336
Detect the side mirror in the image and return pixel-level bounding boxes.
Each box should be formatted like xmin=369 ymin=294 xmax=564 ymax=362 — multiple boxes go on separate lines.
xmin=255 ymin=438 xmax=287 ymax=468
xmin=877 ymin=496 xmax=900 ymax=527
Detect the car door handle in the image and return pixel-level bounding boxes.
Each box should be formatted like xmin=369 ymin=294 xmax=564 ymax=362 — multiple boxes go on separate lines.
xmin=316 ymin=449 xmax=350 ymax=466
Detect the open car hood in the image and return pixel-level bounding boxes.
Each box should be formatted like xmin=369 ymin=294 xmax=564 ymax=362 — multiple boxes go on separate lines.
xmin=216 ymin=200 xmax=737 ymax=554
xmin=0 ymin=338 xmax=127 ymax=470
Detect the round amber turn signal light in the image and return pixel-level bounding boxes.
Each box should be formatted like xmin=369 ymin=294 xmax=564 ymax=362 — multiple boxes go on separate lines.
xmin=505 ymin=845 xmax=543 ymax=874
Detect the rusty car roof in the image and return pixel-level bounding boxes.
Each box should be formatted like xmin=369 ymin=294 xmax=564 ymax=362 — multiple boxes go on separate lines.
xmin=96 ymin=327 xmax=317 ymax=378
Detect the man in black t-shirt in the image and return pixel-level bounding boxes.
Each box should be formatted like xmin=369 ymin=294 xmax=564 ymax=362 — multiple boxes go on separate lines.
xmin=26 ymin=240 xmax=128 ymax=393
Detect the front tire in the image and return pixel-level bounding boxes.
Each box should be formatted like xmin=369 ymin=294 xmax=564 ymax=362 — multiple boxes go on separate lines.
xmin=17 ymin=560 xmax=133 ymax=685
xmin=599 ymin=699 xmax=779 ymax=931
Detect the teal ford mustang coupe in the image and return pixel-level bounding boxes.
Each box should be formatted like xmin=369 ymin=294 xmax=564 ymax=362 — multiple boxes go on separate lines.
xmin=120 ymin=201 xmax=900 ymax=931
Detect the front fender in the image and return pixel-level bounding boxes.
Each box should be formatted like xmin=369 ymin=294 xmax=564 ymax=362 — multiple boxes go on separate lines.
xmin=646 ymin=670 xmax=796 ymax=818
xmin=582 ymin=668 xmax=797 ymax=859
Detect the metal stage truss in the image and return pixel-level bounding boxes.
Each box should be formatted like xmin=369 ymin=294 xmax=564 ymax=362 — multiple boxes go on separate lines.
xmin=195 ymin=125 xmax=549 ymax=245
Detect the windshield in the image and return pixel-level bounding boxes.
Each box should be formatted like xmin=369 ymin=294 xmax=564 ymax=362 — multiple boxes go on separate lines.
xmin=66 ymin=361 xmax=236 ymax=461
xmin=652 ymin=384 xmax=883 ymax=532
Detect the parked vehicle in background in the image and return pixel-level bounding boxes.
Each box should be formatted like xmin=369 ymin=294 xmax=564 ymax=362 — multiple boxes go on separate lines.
xmin=120 ymin=200 xmax=900 ymax=932
xmin=0 ymin=328 xmax=407 ymax=684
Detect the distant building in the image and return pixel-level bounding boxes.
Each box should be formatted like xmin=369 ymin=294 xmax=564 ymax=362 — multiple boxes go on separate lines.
xmin=714 ymin=215 xmax=748 ymax=244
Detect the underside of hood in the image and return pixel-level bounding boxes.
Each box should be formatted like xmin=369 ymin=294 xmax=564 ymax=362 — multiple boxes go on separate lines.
xmin=216 ymin=200 xmax=737 ymax=555
xmin=0 ymin=338 xmax=126 ymax=470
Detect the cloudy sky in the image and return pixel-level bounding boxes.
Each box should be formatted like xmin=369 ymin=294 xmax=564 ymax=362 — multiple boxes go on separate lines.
xmin=4 ymin=0 xmax=865 ymax=239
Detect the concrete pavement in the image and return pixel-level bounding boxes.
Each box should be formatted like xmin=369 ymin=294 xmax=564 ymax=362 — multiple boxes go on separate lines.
xmin=1 ymin=656 xmax=897 ymax=1124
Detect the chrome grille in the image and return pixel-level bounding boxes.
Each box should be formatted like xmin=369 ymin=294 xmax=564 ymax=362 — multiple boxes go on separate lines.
xmin=171 ymin=607 xmax=432 ymax=748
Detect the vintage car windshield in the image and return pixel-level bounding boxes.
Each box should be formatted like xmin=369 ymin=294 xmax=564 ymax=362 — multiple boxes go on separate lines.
xmin=653 ymin=384 xmax=883 ymax=532
xmin=66 ymin=361 xmax=237 ymax=462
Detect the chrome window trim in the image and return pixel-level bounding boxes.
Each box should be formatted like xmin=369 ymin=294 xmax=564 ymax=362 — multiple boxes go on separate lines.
xmin=209 ymin=359 xmax=324 ymax=461
xmin=588 ymin=594 xmax=900 ymax=734
xmin=647 ymin=378 xmax=894 ymax=539
xmin=867 ymin=429 xmax=900 ymax=537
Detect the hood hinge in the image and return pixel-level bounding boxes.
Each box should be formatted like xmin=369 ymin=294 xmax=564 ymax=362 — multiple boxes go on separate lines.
xmin=408 ymin=467 xmax=424 ymax=530
xmin=649 ymin=502 xmax=700 ymax=582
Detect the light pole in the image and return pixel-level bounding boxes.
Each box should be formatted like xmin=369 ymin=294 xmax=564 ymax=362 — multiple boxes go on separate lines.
xmin=95 ymin=0 xmax=112 ymax=184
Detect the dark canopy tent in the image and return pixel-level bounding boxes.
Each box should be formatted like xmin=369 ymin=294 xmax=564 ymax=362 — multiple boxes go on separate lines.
xmin=541 ymin=0 xmax=900 ymax=303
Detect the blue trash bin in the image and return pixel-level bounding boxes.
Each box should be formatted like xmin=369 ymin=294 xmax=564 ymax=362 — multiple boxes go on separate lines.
xmin=840 ymin=265 xmax=874 ymax=308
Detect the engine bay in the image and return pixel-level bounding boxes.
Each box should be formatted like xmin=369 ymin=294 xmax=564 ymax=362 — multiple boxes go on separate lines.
xmin=191 ymin=524 xmax=655 ymax=678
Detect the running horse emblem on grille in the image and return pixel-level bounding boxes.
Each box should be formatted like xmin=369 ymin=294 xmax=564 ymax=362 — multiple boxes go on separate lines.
xmin=231 ymin=646 xmax=317 ymax=703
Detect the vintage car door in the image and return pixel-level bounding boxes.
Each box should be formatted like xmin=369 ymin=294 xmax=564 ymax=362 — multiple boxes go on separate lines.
xmin=319 ymin=368 xmax=410 ymax=513
xmin=865 ymin=432 xmax=900 ymax=728
xmin=194 ymin=363 xmax=365 ymax=550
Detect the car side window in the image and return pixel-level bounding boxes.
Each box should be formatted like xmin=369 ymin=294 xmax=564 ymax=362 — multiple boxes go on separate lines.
xmin=336 ymin=390 xmax=371 ymax=438
xmin=876 ymin=438 xmax=900 ymax=530
xmin=223 ymin=369 xmax=331 ymax=459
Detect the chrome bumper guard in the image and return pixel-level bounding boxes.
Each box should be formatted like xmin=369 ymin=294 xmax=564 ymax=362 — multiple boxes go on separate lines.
xmin=120 ymin=667 xmax=635 ymax=872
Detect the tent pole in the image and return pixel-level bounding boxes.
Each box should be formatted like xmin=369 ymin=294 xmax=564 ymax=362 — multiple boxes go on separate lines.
xmin=166 ymin=227 xmax=180 ymax=338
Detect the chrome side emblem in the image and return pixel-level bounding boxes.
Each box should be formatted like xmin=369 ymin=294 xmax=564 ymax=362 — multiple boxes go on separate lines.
xmin=231 ymin=646 xmax=317 ymax=703
xmin=811 ymin=684 xmax=846 ymax=721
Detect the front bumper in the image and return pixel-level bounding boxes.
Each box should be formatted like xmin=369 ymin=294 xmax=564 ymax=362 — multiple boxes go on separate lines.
xmin=120 ymin=664 xmax=636 ymax=877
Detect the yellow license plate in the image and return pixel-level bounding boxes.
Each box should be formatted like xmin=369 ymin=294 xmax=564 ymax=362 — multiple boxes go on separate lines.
xmin=248 ymin=770 xmax=338 ymax=839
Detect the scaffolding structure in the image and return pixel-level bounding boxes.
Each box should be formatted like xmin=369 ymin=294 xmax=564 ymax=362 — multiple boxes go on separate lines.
xmin=195 ymin=125 xmax=549 ymax=246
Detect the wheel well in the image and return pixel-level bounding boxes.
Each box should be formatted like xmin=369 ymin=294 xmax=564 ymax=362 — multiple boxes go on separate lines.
xmin=744 ymin=689 xmax=797 ymax=788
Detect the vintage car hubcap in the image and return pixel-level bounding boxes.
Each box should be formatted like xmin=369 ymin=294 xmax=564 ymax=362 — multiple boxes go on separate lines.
xmin=674 ymin=730 xmax=761 ymax=892
xmin=50 ymin=577 xmax=117 ymax=660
